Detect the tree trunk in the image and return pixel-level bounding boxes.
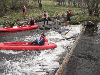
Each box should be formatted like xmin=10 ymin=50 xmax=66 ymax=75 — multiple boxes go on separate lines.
xmin=61 ymin=0 xmax=62 ymax=6
xmin=63 ymin=0 xmax=65 ymax=6
xmin=84 ymin=3 xmax=86 ymax=10
xmin=38 ymin=0 xmax=42 ymax=9
xmin=81 ymin=0 xmax=83 ymax=11
xmin=84 ymin=0 xmax=100 ymax=17
xmin=40 ymin=0 xmax=41 ymax=4
xmin=58 ymin=0 xmax=60 ymax=5
xmin=73 ymin=0 xmax=76 ymax=7
xmin=88 ymin=8 xmax=92 ymax=16
xmin=65 ymin=0 xmax=66 ymax=6
xmin=71 ymin=1 xmax=72 ymax=6
xmin=38 ymin=0 xmax=39 ymax=3
xmin=78 ymin=2 xmax=80 ymax=8
xmin=94 ymin=2 xmax=99 ymax=17
xmin=68 ymin=0 xmax=70 ymax=6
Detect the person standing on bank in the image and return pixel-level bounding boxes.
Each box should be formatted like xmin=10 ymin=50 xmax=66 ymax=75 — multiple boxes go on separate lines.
xmin=66 ymin=9 xmax=72 ymax=21
xmin=43 ymin=11 xmax=48 ymax=25
xmin=23 ymin=5 xmax=26 ymax=14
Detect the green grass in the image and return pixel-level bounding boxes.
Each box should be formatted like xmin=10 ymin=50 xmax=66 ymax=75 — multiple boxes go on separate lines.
xmin=0 ymin=0 xmax=99 ymax=26
xmin=69 ymin=15 xmax=99 ymax=24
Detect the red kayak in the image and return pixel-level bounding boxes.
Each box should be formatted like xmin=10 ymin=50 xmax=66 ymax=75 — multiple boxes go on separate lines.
xmin=0 ymin=25 xmax=38 ymax=31
xmin=0 ymin=42 xmax=57 ymax=50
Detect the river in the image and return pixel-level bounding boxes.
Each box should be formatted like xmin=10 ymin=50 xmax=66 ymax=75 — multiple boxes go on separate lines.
xmin=0 ymin=24 xmax=83 ymax=75
xmin=61 ymin=22 xmax=100 ymax=75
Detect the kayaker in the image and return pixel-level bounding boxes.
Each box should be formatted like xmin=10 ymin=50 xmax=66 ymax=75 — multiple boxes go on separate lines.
xmin=66 ymin=9 xmax=72 ymax=21
xmin=43 ymin=11 xmax=48 ymax=25
xmin=28 ymin=17 xmax=36 ymax=25
xmin=23 ymin=5 xmax=26 ymax=14
xmin=30 ymin=33 xmax=48 ymax=45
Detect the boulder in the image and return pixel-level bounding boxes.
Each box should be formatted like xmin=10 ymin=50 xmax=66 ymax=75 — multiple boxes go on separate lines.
xmin=62 ymin=13 xmax=66 ymax=18
xmin=17 ymin=21 xmax=28 ymax=25
xmin=48 ymin=17 xmax=52 ymax=21
xmin=60 ymin=18 xmax=64 ymax=23
xmin=3 ymin=16 xmax=9 ymax=19
xmin=52 ymin=19 xmax=61 ymax=25
xmin=39 ymin=26 xmax=45 ymax=30
xmin=70 ymin=16 xmax=75 ymax=20
xmin=0 ymin=25 xmax=3 ymax=28
xmin=86 ymin=21 xmax=94 ymax=26
xmin=14 ymin=23 xmax=18 ymax=26
xmin=52 ymin=25 xmax=60 ymax=29
xmin=44 ymin=25 xmax=51 ymax=30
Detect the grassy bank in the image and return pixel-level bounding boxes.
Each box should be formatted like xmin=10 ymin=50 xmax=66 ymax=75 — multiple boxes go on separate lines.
xmin=0 ymin=0 xmax=99 ymax=26
xmin=69 ymin=15 xmax=100 ymax=24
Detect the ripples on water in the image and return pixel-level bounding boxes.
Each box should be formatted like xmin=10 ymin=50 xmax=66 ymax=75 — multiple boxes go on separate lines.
xmin=0 ymin=25 xmax=82 ymax=75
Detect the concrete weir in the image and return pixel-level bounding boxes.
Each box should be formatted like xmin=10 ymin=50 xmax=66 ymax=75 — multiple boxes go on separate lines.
xmin=55 ymin=24 xmax=85 ymax=75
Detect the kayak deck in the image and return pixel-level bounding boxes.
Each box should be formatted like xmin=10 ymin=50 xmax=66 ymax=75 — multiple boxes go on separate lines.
xmin=0 ymin=42 xmax=57 ymax=50
xmin=0 ymin=25 xmax=38 ymax=31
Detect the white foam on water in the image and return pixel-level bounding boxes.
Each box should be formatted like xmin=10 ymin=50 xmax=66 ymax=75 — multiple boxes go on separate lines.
xmin=1 ymin=25 xmax=82 ymax=75
xmin=64 ymin=25 xmax=82 ymax=38
xmin=0 ymin=50 xmax=23 ymax=54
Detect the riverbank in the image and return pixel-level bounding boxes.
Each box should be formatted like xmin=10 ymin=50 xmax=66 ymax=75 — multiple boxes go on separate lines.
xmin=0 ymin=0 xmax=99 ymax=27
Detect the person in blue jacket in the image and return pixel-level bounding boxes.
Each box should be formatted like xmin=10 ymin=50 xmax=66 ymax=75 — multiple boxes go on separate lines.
xmin=30 ymin=33 xmax=48 ymax=45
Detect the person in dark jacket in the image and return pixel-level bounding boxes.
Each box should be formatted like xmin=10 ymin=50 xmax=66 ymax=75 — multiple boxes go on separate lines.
xmin=43 ymin=11 xmax=48 ymax=25
xmin=23 ymin=5 xmax=26 ymax=14
xmin=30 ymin=33 xmax=48 ymax=45
xmin=66 ymin=9 xmax=72 ymax=21
xmin=28 ymin=17 xmax=36 ymax=25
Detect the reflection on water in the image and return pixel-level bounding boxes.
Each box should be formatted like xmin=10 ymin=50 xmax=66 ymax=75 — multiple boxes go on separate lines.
xmin=0 ymin=25 xmax=83 ymax=75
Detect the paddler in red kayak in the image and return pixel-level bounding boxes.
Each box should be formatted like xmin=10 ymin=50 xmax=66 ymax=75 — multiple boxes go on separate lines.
xmin=30 ymin=33 xmax=48 ymax=45
xmin=28 ymin=17 xmax=36 ymax=25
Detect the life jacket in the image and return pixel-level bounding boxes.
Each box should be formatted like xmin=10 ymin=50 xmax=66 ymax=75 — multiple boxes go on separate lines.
xmin=67 ymin=10 xmax=72 ymax=15
xmin=44 ymin=13 xmax=46 ymax=17
xmin=23 ymin=6 xmax=25 ymax=9
xmin=30 ymin=19 xmax=34 ymax=25
xmin=40 ymin=36 xmax=48 ymax=43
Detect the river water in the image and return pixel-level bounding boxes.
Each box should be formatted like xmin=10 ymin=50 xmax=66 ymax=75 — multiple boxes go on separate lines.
xmin=0 ymin=24 xmax=83 ymax=75
xmin=61 ymin=22 xmax=100 ymax=75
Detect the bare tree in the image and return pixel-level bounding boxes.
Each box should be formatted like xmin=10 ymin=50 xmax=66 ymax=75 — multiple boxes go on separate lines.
xmin=37 ymin=0 xmax=42 ymax=9
xmin=0 ymin=0 xmax=29 ymax=17
xmin=73 ymin=0 xmax=76 ymax=7
xmin=81 ymin=0 xmax=83 ymax=11
xmin=38 ymin=0 xmax=41 ymax=4
xmin=84 ymin=0 xmax=100 ymax=16
xmin=68 ymin=0 xmax=70 ymax=6
xmin=0 ymin=0 xmax=7 ymax=17
xmin=55 ymin=0 xmax=66 ymax=6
